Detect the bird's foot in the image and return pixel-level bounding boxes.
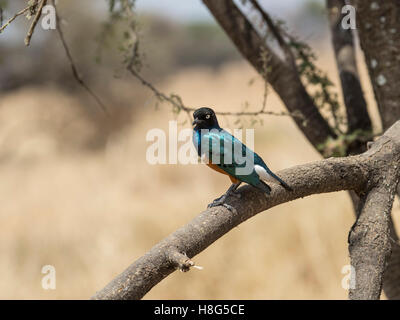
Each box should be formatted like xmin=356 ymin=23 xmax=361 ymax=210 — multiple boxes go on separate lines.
xmin=207 ymin=182 xmax=241 ymax=213
xmin=209 ymin=194 xmax=224 ymax=203
xmin=209 ymin=190 xmax=240 ymax=204
xmin=207 ymin=197 xmax=224 ymax=209
xmin=209 ymin=191 xmax=242 ymax=202
xmin=207 ymin=193 xmax=238 ymax=213
xmin=231 ymin=191 xmax=241 ymax=199
xmin=207 ymin=199 xmax=236 ymax=213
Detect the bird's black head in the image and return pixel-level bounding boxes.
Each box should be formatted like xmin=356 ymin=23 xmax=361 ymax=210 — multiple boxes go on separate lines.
xmin=192 ymin=107 xmax=220 ymax=130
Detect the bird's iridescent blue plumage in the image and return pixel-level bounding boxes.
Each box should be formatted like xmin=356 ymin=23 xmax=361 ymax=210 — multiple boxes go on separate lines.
xmin=193 ymin=127 xmax=274 ymax=190
xmin=192 ymin=107 xmax=292 ymax=194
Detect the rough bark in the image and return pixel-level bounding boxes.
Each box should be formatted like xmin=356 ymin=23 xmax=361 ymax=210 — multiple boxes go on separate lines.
xmin=351 ymin=0 xmax=400 ymax=129
xmin=349 ymin=186 xmax=393 ymax=299
xmin=326 ymin=0 xmax=371 ymax=135
xmin=93 ymin=121 xmax=400 ymax=300
xmin=348 ymin=123 xmax=400 ymax=299
xmin=382 ymin=215 xmax=400 ymax=299
xmin=350 ymin=0 xmax=400 ymax=299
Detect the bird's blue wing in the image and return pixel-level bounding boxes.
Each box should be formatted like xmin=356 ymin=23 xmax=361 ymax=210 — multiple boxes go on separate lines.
xmin=194 ymin=129 xmax=260 ymax=184
xmin=193 ymin=127 xmax=291 ymax=191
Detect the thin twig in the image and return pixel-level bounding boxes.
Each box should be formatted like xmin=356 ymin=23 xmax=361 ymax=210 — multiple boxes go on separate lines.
xmin=50 ymin=0 xmax=109 ymax=115
xmin=119 ymin=0 xmax=302 ymax=122
xmin=0 ymin=5 xmax=30 ymax=34
xmin=24 ymin=0 xmax=46 ymax=46
xmin=123 ymin=8 xmax=302 ymax=122
xmin=127 ymin=65 xmax=303 ymax=121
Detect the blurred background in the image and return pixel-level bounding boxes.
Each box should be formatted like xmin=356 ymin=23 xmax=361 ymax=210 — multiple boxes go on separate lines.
xmin=0 ymin=0 xmax=398 ymax=299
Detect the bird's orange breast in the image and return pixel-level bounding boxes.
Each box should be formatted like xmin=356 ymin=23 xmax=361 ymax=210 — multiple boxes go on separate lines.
xmin=206 ymin=163 xmax=239 ymax=184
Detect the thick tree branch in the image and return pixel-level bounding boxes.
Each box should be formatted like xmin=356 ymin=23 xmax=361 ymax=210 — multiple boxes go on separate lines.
xmin=349 ymin=0 xmax=400 ymax=299
xmin=92 ymin=158 xmax=367 ymax=300
xmin=202 ymin=0 xmax=336 ymax=150
xmin=382 ymin=215 xmax=400 ymax=299
xmin=349 ymin=185 xmax=393 ymax=299
xmin=326 ymin=0 xmax=371 ymax=136
xmin=92 ymin=121 xmax=400 ymax=300
xmin=351 ymin=0 xmax=400 ymax=129
xmin=348 ymin=122 xmax=400 ymax=299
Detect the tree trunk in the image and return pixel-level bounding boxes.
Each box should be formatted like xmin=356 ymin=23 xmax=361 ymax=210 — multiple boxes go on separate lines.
xmin=351 ymin=0 xmax=400 ymax=299
xmin=351 ymin=0 xmax=400 ymax=129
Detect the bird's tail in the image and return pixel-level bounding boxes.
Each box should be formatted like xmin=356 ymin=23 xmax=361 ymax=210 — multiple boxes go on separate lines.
xmin=255 ymin=180 xmax=271 ymax=195
xmin=266 ymin=169 xmax=293 ymax=191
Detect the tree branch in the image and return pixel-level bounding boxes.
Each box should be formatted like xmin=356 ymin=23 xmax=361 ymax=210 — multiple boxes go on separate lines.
xmin=92 ymin=121 xmax=400 ymax=300
xmin=0 ymin=5 xmax=30 ymax=34
xmin=24 ymin=0 xmax=47 ymax=46
xmin=381 ymin=214 xmax=400 ymax=299
xmin=348 ymin=122 xmax=400 ymax=298
xmin=350 ymin=0 xmax=400 ymax=130
xmin=349 ymin=185 xmax=393 ymax=299
xmin=326 ymin=0 xmax=371 ymax=136
xmin=50 ymin=0 xmax=109 ymax=115
xmin=127 ymin=64 xmax=304 ymax=121
xmin=349 ymin=0 xmax=400 ymax=299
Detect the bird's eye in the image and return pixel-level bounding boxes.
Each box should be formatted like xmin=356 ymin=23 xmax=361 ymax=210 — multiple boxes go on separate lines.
xmin=205 ymin=114 xmax=211 ymax=119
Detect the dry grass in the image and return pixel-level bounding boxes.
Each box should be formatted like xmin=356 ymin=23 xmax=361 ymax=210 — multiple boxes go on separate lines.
xmin=0 ymin=47 xmax=398 ymax=299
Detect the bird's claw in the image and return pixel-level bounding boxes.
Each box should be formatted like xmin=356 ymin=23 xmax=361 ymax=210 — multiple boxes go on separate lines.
xmin=208 ymin=193 xmax=227 ymax=208
xmin=207 ymin=198 xmax=236 ymax=213
xmin=222 ymin=203 xmax=236 ymax=213
xmin=210 ymin=195 xmax=223 ymax=203
xmin=207 ymin=200 xmax=221 ymax=209
xmin=209 ymin=191 xmax=240 ymax=204
xmin=207 ymin=184 xmax=241 ymax=213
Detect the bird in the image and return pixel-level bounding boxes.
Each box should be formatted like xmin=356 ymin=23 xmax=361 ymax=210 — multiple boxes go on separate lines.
xmin=192 ymin=107 xmax=292 ymax=210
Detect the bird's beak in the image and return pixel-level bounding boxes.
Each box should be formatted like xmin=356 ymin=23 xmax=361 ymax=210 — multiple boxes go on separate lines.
xmin=192 ymin=118 xmax=200 ymax=126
